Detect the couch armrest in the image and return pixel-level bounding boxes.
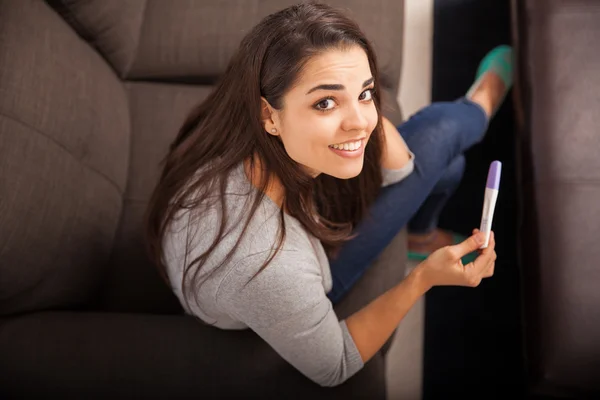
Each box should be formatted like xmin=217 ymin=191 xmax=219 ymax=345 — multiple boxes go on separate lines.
xmin=0 ymin=310 xmax=386 ymax=399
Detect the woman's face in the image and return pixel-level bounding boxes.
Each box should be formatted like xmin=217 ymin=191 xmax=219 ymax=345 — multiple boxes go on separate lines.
xmin=265 ymin=45 xmax=379 ymax=179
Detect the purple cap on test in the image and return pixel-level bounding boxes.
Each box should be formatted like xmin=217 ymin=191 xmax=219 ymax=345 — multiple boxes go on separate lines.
xmin=486 ymin=161 xmax=502 ymax=189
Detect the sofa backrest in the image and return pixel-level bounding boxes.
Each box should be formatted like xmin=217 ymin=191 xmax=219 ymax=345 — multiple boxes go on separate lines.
xmin=0 ymin=0 xmax=405 ymax=316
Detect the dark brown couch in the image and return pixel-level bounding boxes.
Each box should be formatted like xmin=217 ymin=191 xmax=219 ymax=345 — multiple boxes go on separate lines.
xmin=0 ymin=0 xmax=409 ymax=398
xmin=512 ymin=0 xmax=600 ymax=398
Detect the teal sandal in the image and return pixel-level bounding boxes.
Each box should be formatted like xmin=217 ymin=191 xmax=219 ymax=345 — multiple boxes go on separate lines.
xmin=466 ymin=44 xmax=514 ymax=118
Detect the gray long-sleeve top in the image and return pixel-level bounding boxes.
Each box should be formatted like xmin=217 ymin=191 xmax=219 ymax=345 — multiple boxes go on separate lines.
xmin=163 ymin=151 xmax=414 ymax=387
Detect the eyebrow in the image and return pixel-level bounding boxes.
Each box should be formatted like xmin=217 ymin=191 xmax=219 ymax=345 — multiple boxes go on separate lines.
xmin=306 ymin=77 xmax=375 ymax=95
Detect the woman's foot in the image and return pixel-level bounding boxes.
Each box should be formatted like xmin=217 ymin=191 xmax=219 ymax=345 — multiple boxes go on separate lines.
xmin=466 ymin=45 xmax=513 ymax=118
xmin=468 ymin=71 xmax=507 ymax=118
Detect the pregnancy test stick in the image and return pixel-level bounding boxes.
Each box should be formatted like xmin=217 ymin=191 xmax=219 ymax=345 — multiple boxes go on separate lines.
xmin=479 ymin=161 xmax=502 ymax=249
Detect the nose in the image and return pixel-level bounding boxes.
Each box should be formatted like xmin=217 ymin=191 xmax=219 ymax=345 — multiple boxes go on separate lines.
xmin=341 ymin=102 xmax=369 ymax=132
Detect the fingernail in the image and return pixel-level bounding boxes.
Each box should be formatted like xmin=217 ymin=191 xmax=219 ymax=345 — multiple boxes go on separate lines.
xmin=476 ymin=232 xmax=486 ymax=244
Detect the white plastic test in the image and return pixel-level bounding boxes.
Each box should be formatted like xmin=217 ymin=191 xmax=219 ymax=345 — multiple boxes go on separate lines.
xmin=479 ymin=161 xmax=501 ymax=249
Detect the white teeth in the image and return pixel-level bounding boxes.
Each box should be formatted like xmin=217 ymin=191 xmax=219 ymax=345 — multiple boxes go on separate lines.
xmin=330 ymin=139 xmax=363 ymax=151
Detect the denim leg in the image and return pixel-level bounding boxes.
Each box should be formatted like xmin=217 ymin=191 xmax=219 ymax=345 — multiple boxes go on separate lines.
xmin=327 ymin=98 xmax=488 ymax=304
xmin=407 ymin=154 xmax=466 ymax=234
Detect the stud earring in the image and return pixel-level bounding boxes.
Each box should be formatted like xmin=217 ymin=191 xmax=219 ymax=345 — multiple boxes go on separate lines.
xmin=271 ymin=128 xmax=277 ymax=133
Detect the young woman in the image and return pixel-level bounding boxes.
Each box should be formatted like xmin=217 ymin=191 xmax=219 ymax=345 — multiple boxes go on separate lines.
xmin=145 ymin=2 xmax=510 ymax=387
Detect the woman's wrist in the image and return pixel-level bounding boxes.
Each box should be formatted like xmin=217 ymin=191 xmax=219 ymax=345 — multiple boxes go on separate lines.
xmin=406 ymin=263 xmax=432 ymax=295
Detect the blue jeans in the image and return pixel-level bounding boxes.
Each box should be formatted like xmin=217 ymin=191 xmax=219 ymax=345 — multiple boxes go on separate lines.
xmin=327 ymin=98 xmax=489 ymax=304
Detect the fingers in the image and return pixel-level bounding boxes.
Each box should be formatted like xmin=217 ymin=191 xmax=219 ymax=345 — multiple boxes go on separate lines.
xmin=483 ymin=262 xmax=495 ymax=278
xmin=483 ymin=232 xmax=496 ymax=278
xmin=465 ymin=230 xmax=496 ymax=286
xmin=451 ymin=231 xmax=487 ymax=259
xmin=473 ymin=229 xmax=484 ymax=255
xmin=476 ymin=231 xmax=496 ymax=256
xmin=475 ymin=241 xmax=496 ymax=270
xmin=472 ymin=229 xmax=496 ymax=254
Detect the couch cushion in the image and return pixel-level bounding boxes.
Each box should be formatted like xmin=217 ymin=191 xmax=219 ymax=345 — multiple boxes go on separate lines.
xmin=130 ymin=0 xmax=404 ymax=93
xmin=46 ymin=0 xmax=147 ymax=78
xmin=0 ymin=0 xmax=129 ymax=315
xmin=49 ymin=0 xmax=404 ymax=95
xmin=97 ymin=83 xmax=213 ymax=313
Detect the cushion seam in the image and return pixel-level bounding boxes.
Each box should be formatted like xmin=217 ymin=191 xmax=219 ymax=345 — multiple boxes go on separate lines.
xmin=124 ymin=0 xmax=150 ymax=78
xmin=0 ymin=112 xmax=124 ymax=197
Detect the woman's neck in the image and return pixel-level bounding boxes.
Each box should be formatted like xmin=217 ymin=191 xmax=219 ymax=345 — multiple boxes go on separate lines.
xmin=243 ymin=155 xmax=286 ymax=208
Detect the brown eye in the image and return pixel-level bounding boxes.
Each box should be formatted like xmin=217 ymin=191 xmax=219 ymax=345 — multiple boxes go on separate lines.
xmin=314 ymin=98 xmax=336 ymax=111
xmin=359 ymin=89 xmax=374 ymax=101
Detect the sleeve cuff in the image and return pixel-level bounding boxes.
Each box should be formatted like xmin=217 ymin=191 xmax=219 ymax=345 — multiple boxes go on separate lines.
xmin=339 ymin=320 xmax=365 ymax=374
xmin=381 ymin=150 xmax=415 ymax=187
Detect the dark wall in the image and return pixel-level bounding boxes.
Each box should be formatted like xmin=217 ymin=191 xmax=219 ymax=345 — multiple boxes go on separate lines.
xmin=424 ymin=0 xmax=525 ymax=398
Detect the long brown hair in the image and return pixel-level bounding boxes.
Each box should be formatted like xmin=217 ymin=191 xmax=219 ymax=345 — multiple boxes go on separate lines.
xmin=145 ymin=2 xmax=385 ymax=309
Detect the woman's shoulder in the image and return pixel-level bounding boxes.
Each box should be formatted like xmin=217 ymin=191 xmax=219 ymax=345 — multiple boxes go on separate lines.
xmin=163 ymin=161 xmax=317 ymax=270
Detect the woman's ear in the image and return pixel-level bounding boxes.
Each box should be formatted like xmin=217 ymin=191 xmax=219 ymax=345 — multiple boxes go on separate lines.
xmin=261 ymin=97 xmax=280 ymax=136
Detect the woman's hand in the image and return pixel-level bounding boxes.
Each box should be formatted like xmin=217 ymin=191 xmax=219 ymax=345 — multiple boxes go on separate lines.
xmin=414 ymin=229 xmax=497 ymax=291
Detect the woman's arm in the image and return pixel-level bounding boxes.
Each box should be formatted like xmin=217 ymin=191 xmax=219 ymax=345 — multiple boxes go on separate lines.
xmin=380 ymin=116 xmax=412 ymax=170
xmin=218 ymin=249 xmax=429 ymax=387
xmin=345 ymin=231 xmax=496 ymax=363
xmin=217 ymin=232 xmax=495 ymax=387
xmin=217 ymin=251 xmax=367 ymax=387
xmin=345 ymin=268 xmax=427 ymax=362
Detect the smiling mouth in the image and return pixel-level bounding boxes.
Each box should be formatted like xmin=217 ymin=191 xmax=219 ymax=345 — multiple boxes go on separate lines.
xmin=328 ymin=138 xmax=364 ymax=152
